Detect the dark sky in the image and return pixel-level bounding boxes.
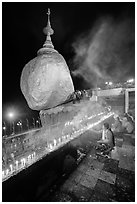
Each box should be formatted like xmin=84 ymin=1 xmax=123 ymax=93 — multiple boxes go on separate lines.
xmin=2 ymin=2 xmax=135 ymax=120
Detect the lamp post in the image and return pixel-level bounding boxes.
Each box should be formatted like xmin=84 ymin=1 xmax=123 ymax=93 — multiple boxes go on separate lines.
xmin=95 ymin=76 xmax=98 ymax=101
xmin=36 ymin=117 xmax=41 ymax=128
xmin=17 ymin=120 xmax=23 ymax=133
xmin=20 ymin=120 xmax=23 ymax=132
xmin=12 ymin=121 xmax=15 ymax=135
xmin=32 ymin=118 xmax=35 ymax=129
xmin=3 ymin=121 xmax=6 ymax=136
xmin=38 ymin=117 xmax=41 ymax=127
xmin=26 ymin=118 xmax=29 ymax=131
xmin=36 ymin=119 xmax=39 ymax=128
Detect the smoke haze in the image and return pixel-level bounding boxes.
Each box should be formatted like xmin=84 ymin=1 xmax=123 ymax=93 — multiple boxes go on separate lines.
xmin=72 ymin=16 xmax=135 ymax=89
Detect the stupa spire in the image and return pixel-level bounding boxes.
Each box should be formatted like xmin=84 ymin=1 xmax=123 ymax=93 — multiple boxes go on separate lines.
xmin=38 ymin=8 xmax=57 ymax=55
xmin=43 ymin=8 xmax=54 ymax=48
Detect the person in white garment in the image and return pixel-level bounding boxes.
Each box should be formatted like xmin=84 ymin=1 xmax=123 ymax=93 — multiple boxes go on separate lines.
xmin=96 ymin=123 xmax=115 ymax=154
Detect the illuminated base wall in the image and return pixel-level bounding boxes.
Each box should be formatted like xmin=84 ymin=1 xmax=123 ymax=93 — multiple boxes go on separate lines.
xmin=37 ymin=98 xmax=110 ymax=146
xmin=2 ymin=97 xmax=112 ymax=166
xmin=2 ymin=97 xmax=114 ymax=181
xmin=39 ymin=104 xmax=76 ymax=144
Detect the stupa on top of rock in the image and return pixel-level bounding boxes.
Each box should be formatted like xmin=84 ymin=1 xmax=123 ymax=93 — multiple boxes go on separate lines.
xmin=20 ymin=8 xmax=74 ymax=111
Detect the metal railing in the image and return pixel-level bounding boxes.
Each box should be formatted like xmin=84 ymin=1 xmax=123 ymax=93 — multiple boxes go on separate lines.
xmin=2 ymin=117 xmax=42 ymax=138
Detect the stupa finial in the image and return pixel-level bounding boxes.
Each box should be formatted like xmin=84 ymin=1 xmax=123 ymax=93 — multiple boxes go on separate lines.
xmin=43 ymin=8 xmax=54 ymax=48
xmin=47 ymin=8 xmax=51 ymax=27
xmin=37 ymin=8 xmax=57 ymax=55
xmin=44 ymin=8 xmax=54 ymax=35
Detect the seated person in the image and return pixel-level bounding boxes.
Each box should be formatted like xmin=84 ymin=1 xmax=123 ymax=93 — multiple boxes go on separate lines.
xmin=96 ymin=123 xmax=115 ymax=155
xmin=112 ymin=116 xmax=123 ymax=132
xmin=121 ymin=117 xmax=134 ymax=134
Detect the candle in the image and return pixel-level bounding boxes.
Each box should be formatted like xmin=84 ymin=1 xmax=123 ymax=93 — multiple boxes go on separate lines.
xmin=32 ymin=152 xmax=36 ymax=159
xmin=49 ymin=144 xmax=52 ymax=150
xmin=9 ymin=164 xmax=13 ymax=172
xmin=28 ymin=155 xmax=31 ymax=162
xmin=23 ymin=158 xmax=26 ymax=166
xmin=21 ymin=158 xmax=26 ymax=167
xmin=6 ymin=169 xmax=9 ymax=175
xmin=53 ymin=139 xmax=56 ymax=146
xmin=15 ymin=160 xmax=18 ymax=169
xmin=21 ymin=159 xmax=23 ymax=166
xmin=2 ymin=171 xmax=4 ymax=177
xmin=32 ymin=153 xmax=34 ymax=159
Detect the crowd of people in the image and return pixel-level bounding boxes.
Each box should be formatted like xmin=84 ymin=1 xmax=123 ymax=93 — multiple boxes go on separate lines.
xmin=112 ymin=113 xmax=134 ymax=134
xmin=64 ymin=90 xmax=92 ymax=105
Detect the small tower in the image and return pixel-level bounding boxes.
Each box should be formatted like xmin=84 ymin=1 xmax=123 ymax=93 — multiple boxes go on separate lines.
xmin=38 ymin=8 xmax=56 ymax=54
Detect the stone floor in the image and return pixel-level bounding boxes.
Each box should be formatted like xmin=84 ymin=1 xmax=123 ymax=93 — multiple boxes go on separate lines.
xmin=48 ymin=132 xmax=135 ymax=202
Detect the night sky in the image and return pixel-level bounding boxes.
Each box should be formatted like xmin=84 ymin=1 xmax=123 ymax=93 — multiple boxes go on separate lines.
xmin=2 ymin=2 xmax=135 ymax=120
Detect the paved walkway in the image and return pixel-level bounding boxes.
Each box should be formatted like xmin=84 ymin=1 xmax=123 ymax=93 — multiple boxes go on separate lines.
xmin=48 ymin=132 xmax=135 ymax=202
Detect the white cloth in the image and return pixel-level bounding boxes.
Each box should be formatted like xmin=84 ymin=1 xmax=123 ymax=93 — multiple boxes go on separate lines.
xmin=102 ymin=129 xmax=108 ymax=140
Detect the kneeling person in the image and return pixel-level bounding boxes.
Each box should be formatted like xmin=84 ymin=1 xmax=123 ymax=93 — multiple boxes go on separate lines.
xmin=97 ymin=123 xmax=115 ymax=154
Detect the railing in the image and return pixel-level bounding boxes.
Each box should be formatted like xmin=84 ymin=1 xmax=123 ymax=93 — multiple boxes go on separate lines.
xmin=2 ymin=117 xmax=42 ymax=137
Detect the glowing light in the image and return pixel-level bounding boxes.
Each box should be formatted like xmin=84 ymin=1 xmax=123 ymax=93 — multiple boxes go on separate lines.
xmin=49 ymin=144 xmax=53 ymax=150
xmin=28 ymin=155 xmax=31 ymax=161
xmin=17 ymin=121 xmax=22 ymax=126
xmin=6 ymin=169 xmax=9 ymax=175
xmin=108 ymin=82 xmax=113 ymax=85
xmin=66 ymin=134 xmax=69 ymax=138
xmin=9 ymin=164 xmax=13 ymax=172
xmin=53 ymin=139 xmax=57 ymax=146
xmin=15 ymin=160 xmax=18 ymax=168
xmin=87 ymin=112 xmax=114 ymax=131
xmin=21 ymin=158 xmax=26 ymax=166
xmin=127 ymin=78 xmax=134 ymax=83
xmin=11 ymin=153 xmax=14 ymax=159
xmin=6 ymin=109 xmax=18 ymax=121
xmin=62 ymin=136 xmax=65 ymax=140
xmin=8 ymin=112 xmax=14 ymax=118
xmin=3 ymin=126 xmax=6 ymax=130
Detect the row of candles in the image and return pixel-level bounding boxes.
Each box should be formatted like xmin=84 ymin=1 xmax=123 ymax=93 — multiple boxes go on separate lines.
xmin=65 ymin=111 xmax=106 ymax=127
xmin=2 ymin=134 xmax=75 ymax=180
xmin=2 ymin=110 xmax=114 ymax=181
xmin=47 ymin=111 xmax=112 ymax=151
xmin=2 ymin=152 xmax=36 ymax=180
xmin=47 ymin=134 xmax=72 ymax=151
